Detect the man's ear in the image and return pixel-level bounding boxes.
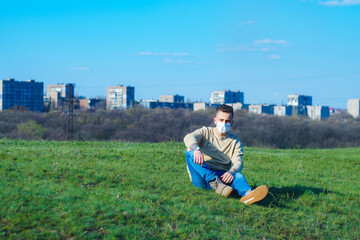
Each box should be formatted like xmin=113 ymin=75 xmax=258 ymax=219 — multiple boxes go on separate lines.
xmin=213 ymin=116 xmax=217 ymax=125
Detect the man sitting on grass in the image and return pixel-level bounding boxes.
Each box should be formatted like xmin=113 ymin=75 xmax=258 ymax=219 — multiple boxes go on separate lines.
xmin=183 ymin=104 xmax=268 ymax=205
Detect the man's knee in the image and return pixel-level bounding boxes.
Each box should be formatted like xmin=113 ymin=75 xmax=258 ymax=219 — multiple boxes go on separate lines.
xmin=185 ymin=150 xmax=195 ymax=166
xmin=233 ymin=172 xmax=246 ymax=181
xmin=185 ymin=150 xmax=194 ymax=158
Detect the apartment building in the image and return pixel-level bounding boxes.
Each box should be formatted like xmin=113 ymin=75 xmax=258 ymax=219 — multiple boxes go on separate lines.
xmin=210 ymin=90 xmax=244 ymax=105
xmin=47 ymin=84 xmax=74 ymax=98
xmin=0 ymin=78 xmax=43 ymax=111
xmin=274 ymin=105 xmax=293 ymax=116
xmin=287 ymin=94 xmax=312 ymax=107
xmin=306 ymin=105 xmax=330 ymax=121
xmin=347 ymin=99 xmax=360 ymax=118
xmin=106 ymin=85 xmax=135 ymax=110
xmin=78 ymin=97 xmax=106 ymax=110
xmin=249 ymin=104 xmax=275 ymax=115
xmin=46 ymin=83 xmax=75 ymax=110
xmin=193 ymin=102 xmax=210 ymax=111
xmin=159 ymin=94 xmax=184 ymax=103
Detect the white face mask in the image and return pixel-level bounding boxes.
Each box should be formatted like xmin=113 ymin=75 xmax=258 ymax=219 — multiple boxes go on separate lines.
xmin=216 ymin=122 xmax=231 ymax=134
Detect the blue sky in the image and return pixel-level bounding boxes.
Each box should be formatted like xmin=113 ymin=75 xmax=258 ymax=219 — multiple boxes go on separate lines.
xmin=1 ymin=0 xmax=359 ymax=108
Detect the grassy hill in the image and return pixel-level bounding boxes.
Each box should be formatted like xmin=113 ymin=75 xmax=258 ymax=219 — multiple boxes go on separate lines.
xmin=0 ymin=139 xmax=359 ymax=239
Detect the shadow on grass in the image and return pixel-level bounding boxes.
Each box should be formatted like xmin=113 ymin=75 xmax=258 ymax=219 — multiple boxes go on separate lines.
xmin=230 ymin=185 xmax=334 ymax=208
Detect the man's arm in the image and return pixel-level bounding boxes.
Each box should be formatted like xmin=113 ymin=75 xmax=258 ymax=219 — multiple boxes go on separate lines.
xmin=230 ymin=140 xmax=244 ymax=172
xmin=221 ymin=140 xmax=244 ymax=184
xmin=188 ymin=143 xmax=200 ymax=151
xmin=184 ymin=127 xmax=207 ymax=166
xmin=183 ymin=126 xmax=207 ymax=149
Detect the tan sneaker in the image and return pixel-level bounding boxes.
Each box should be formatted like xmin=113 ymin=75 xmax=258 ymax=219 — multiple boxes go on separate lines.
xmin=240 ymin=185 xmax=269 ymax=205
xmin=209 ymin=176 xmax=233 ymax=197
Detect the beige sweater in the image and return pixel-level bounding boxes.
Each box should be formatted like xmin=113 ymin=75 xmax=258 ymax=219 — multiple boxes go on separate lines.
xmin=183 ymin=126 xmax=244 ymax=172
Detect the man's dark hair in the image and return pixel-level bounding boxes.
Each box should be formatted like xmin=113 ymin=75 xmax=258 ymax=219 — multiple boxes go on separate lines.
xmin=216 ymin=104 xmax=233 ymax=117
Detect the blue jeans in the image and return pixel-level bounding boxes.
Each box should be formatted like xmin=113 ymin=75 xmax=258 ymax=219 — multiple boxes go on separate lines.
xmin=185 ymin=150 xmax=251 ymax=197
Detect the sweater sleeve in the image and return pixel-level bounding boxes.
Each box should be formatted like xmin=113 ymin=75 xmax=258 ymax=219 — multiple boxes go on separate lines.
xmin=231 ymin=140 xmax=244 ymax=172
xmin=183 ymin=126 xmax=207 ymax=148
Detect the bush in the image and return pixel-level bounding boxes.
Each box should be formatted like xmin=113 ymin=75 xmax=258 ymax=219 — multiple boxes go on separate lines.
xmin=15 ymin=120 xmax=46 ymax=140
xmin=1 ymin=108 xmax=360 ymax=148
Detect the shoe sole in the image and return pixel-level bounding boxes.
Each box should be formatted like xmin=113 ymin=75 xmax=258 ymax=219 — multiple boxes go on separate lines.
xmin=223 ymin=187 xmax=233 ymax=198
xmin=240 ymin=185 xmax=268 ymax=205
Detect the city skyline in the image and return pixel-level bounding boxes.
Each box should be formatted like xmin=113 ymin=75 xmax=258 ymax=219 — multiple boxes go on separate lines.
xmin=1 ymin=0 xmax=359 ymax=109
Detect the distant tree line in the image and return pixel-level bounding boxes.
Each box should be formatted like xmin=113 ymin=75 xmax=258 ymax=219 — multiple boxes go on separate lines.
xmin=0 ymin=108 xmax=359 ymax=149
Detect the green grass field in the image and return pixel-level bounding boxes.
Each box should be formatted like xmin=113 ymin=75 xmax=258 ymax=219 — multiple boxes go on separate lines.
xmin=0 ymin=139 xmax=359 ymax=239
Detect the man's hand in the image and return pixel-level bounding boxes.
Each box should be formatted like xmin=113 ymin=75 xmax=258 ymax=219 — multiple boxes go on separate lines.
xmin=221 ymin=170 xmax=236 ymax=184
xmin=193 ymin=149 xmax=204 ymax=166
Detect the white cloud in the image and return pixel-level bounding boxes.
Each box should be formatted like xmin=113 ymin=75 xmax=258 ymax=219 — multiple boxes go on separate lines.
xmin=169 ymin=52 xmax=189 ymax=56
xmin=218 ymin=39 xmax=288 ymax=60
xmin=260 ymin=48 xmax=276 ymax=52
xmin=138 ymin=52 xmax=189 ymax=56
xmin=138 ymin=52 xmax=153 ymax=56
xmin=217 ymin=44 xmax=277 ymax=52
xmin=253 ymin=39 xmax=288 ymax=45
xmin=320 ymin=0 xmax=360 ymax=6
xmin=269 ymin=55 xmax=281 ymax=60
xmin=164 ymin=58 xmax=192 ymax=64
xmin=238 ymin=20 xmax=256 ymax=26
xmin=218 ymin=39 xmax=288 ymax=52
xmin=217 ymin=40 xmax=286 ymax=52
xmin=68 ymin=67 xmax=90 ymax=71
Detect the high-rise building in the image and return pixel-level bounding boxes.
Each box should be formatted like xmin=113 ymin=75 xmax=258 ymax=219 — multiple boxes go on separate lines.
xmin=248 ymin=104 xmax=275 ymax=115
xmin=274 ymin=105 xmax=293 ymax=116
xmin=47 ymin=84 xmax=74 ymax=99
xmin=106 ymin=85 xmax=135 ymax=110
xmin=46 ymin=83 xmax=75 ymax=109
xmin=0 ymin=78 xmax=43 ymax=111
xmin=193 ymin=102 xmax=210 ymax=111
xmin=287 ymin=94 xmax=312 ymax=106
xmin=226 ymin=103 xmax=248 ymax=111
xmin=347 ymin=99 xmax=360 ymax=118
xmin=78 ymin=97 xmax=106 ymax=110
xmin=306 ymin=105 xmax=330 ymax=121
xmin=79 ymin=99 xmax=89 ymax=109
xmin=159 ymin=94 xmax=184 ymax=103
xmin=210 ymin=90 xmax=244 ymax=105
xmin=274 ymin=105 xmax=307 ymax=117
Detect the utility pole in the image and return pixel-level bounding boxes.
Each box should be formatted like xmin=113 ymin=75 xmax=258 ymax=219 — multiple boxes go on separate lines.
xmin=64 ymin=84 xmax=81 ymax=140
xmin=67 ymin=84 xmax=75 ymax=140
